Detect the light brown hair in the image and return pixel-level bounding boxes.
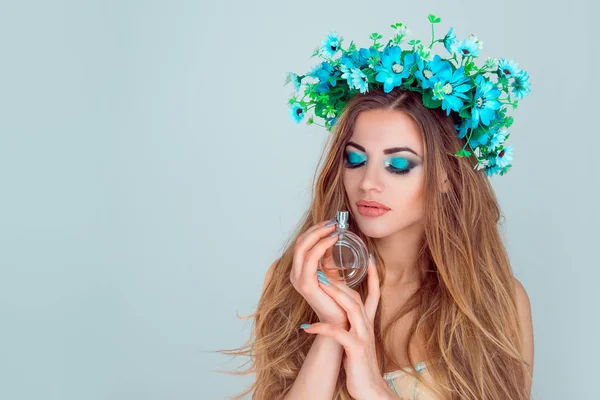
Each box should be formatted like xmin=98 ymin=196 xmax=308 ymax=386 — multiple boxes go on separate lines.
xmin=216 ymin=87 xmax=531 ymax=399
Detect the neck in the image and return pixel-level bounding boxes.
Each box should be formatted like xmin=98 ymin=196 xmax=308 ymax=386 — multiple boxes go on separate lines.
xmin=373 ymin=220 xmax=425 ymax=287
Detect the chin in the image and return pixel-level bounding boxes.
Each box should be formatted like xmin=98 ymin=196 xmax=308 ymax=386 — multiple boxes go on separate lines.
xmin=351 ymin=210 xmax=397 ymax=238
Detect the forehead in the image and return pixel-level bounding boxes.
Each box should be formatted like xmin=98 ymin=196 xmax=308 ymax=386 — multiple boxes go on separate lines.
xmin=349 ymin=109 xmax=423 ymax=156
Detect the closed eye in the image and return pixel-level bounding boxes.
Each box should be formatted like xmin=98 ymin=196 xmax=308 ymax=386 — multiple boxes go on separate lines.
xmin=343 ymin=152 xmax=415 ymax=175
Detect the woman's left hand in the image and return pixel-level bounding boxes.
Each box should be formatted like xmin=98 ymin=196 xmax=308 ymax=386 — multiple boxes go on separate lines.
xmin=300 ymin=254 xmax=396 ymax=400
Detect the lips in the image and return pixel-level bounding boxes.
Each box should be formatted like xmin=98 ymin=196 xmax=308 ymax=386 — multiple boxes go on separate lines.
xmin=356 ymin=200 xmax=390 ymax=210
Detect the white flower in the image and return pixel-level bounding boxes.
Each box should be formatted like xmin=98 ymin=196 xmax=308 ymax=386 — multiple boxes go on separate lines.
xmin=484 ymin=57 xmax=498 ymax=70
xmin=489 ymin=128 xmax=508 ymax=151
xmin=393 ymin=25 xmax=411 ymax=44
xmin=396 ymin=25 xmax=411 ymax=37
xmin=468 ymin=34 xmax=483 ymax=50
xmin=474 ymin=158 xmax=489 ymax=170
xmin=417 ymin=43 xmax=433 ymax=61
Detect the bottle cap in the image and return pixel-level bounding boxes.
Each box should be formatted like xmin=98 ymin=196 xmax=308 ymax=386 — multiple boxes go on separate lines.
xmin=336 ymin=211 xmax=349 ymax=230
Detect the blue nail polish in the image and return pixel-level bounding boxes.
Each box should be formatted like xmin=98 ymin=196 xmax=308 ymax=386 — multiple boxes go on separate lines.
xmin=317 ymin=275 xmax=330 ymax=285
xmin=370 ymin=253 xmax=376 ymax=265
xmin=300 ymin=323 xmax=311 ymax=329
xmin=316 ymin=270 xmax=325 ymax=277
xmin=325 ymin=220 xmax=337 ymax=226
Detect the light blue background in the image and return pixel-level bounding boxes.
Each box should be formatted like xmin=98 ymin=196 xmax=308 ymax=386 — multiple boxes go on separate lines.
xmin=1 ymin=1 xmax=598 ymax=399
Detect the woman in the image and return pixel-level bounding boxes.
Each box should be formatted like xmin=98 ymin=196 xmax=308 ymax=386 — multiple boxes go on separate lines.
xmin=220 ymin=18 xmax=534 ymax=400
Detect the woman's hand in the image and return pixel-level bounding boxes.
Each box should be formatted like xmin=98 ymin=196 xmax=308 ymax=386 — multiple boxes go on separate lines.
xmin=299 ymin=254 xmax=395 ymax=400
xmin=289 ymin=218 xmax=349 ymax=329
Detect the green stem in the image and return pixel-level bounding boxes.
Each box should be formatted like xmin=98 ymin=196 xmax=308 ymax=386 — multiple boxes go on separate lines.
xmin=431 ymin=24 xmax=435 ymax=47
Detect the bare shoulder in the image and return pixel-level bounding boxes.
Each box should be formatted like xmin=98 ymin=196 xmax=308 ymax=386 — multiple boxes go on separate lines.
xmin=513 ymin=277 xmax=534 ymax=393
xmin=513 ymin=277 xmax=531 ymax=310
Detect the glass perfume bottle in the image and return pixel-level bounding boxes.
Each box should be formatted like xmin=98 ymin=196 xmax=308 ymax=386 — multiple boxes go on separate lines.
xmin=318 ymin=210 xmax=369 ymax=288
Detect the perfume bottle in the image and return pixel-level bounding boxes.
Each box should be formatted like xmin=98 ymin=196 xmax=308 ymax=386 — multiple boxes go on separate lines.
xmin=318 ymin=210 xmax=369 ymax=288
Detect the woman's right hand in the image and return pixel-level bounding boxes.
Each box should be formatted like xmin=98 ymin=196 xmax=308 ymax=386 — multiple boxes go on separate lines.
xmin=290 ymin=219 xmax=349 ymax=329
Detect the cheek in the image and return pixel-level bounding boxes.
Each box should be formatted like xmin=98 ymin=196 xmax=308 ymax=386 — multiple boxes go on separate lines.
xmin=389 ymin=174 xmax=425 ymax=216
xmin=342 ymin=170 xmax=356 ymax=193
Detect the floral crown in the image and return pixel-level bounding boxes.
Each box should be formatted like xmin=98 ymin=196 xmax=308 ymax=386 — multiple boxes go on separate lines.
xmin=284 ymin=14 xmax=531 ymax=177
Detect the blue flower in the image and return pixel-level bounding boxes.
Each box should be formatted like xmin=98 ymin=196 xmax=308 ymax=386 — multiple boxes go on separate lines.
xmin=469 ymin=128 xmax=493 ymax=148
xmin=497 ymin=58 xmax=520 ymax=79
xmin=340 ymin=49 xmax=371 ymax=70
xmin=455 ymin=117 xmax=477 ymax=139
xmin=495 ymin=145 xmax=513 ymax=168
xmin=471 ymin=74 xmax=501 ymax=126
xmin=511 ymin=70 xmax=531 ymax=99
xmin=321 ymin=32 xmax=342 ymax=58
xmin=339 ymin=63 xmax=354 ymax=87
xmin=284 ymin=72 xmax=301 ymax=92
xmin=326 ymin=116 xmax=338 ymax=127
xmin=350 ymin=68 xmax=369 ymax=93
xmin=443 ymin=27 xmax=457 ymax=55
xmin=415 ymin=54 xmax=449 ymax=89
xmin=289 ymin=103 xmax=305 ymax=123
xmin=309 ymin=62 xmax=340 ymax=92
xmin=360 ymin=47 xmax=381 ymax=67
xmin=455 ymin=35 xmax=482 ymax=57
xmin=374 ymin=46 xmax=416 ymax=93
xmin=485 ymin=163 xmax=501 ymax=177
xmin=431 ymin=66 xmax=472 ymax=115
xmin=341 ymin=62 xmax=369 ymax=93
xmin=488 ymin=128 xmax=508 ymax=150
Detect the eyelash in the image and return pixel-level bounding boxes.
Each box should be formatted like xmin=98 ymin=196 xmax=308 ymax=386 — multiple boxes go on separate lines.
xmin=343 ymin=154 xmax=413 ymax=175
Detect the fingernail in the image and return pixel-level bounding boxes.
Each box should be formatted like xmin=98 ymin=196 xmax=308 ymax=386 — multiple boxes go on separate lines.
xmin=325 ymin=219 xmax=337 ymax=226
xmin=327 ymin=231 xmax=339 ymax=238
xmin=316 ymin=270 xmax=326 ymax=277
xmin=317 ymin=274 xmax=330 ymax=285
xmin=370 ymin=252 xmax=376 ymax=265
xmin=300 ymin=323 xmax=311 ymax=329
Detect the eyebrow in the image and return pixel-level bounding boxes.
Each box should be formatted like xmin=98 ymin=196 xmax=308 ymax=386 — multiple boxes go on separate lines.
xmin=346 ymin=141 xmax=420 ymax=157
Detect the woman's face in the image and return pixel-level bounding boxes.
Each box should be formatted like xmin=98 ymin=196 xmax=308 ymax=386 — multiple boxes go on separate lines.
xmin=342 ymin=108 xmax=426 ymax=239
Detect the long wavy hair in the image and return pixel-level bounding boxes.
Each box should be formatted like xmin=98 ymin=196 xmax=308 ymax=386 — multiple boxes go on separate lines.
xmin=215 ymin=87 xmax=532 ymax=399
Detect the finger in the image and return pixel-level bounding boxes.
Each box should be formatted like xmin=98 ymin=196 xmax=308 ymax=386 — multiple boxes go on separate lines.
xmin=292 ymin=221 xmax=338 ymax=280
xmin=318 ymin=280 xmax=369 ymax=338
xmin=364 ymin=253 xmax=381 ymax=323
xmin=301 ymin=231 xmax=340 ymax=281
xmin=300 ymin=322 xmax=356 ymax=348
xmin=298 ymin=219 xmax=338 ymax=245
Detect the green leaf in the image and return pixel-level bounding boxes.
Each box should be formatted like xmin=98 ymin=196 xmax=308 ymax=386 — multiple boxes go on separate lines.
xmin=317 ymin=94 xmax=330 ymax=104
xmin=422 ymin=90 xmax=442 ymax=109
xmin=347 ymin=41 xmax=356 ymax=53
xmin=504 ymin=116 xmax=514 ymax=128
xmin=315 ymin=102 xmax=326 ymax=118
xmin=459 ymin=107 xmax=471 ymax=119
xmin=499 ymin=164 xmax=512 ymax=176
xmin=335 ymin=100 xmax=348 ymax=114
xmin=428 ymin=14 xmax=441 ymax=24
xmin=328 ymin=88 xmax=345 ymax=100
xmin=400 ymin=49 xmax=413 ymax=58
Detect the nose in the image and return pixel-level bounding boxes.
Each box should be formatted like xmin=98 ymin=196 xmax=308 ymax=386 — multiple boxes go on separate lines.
xmin=358 ymin=159 xmax=384 ymax=193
